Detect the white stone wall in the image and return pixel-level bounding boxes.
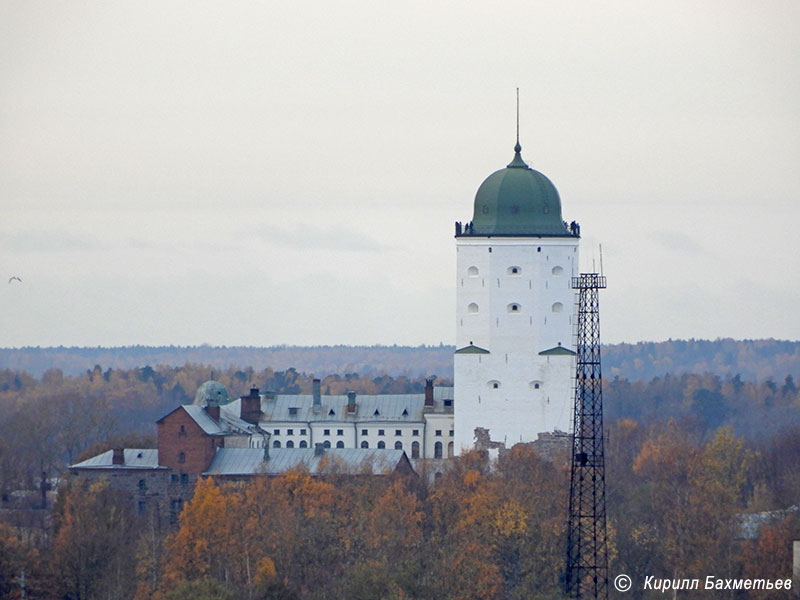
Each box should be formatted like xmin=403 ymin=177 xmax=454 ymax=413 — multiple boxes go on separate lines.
xmin=254 ymin=417 xmax=452 ymax=459
xmin=454 ymin=236 xmax=579 ymax=452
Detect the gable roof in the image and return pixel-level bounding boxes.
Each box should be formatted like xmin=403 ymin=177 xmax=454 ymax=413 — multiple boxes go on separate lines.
xmin=70 ymin=449 xmax=163 ymax=470
xmin=538 ymin=345 xmax=577 ymax=356
xmin=204 ymin=447 xmax=412 ymax=477
xmin=455 ymin=344 xmax=490 ymax=354
xmin=157 ymin=404 xmax=259 ymax=436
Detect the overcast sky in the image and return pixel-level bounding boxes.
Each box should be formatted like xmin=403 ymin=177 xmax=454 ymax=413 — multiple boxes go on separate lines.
xmin=2 ymin=1 xmax=799 ymax=348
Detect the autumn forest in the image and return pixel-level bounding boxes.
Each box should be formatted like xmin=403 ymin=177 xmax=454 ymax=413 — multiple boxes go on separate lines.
xmin=0 ymin=346 xmax=799 ymax=598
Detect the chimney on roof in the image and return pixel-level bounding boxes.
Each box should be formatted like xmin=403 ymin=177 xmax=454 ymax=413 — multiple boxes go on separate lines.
xmin=205 ymin=404 xmax=221 ymax=420
xmin=347 ymin=390 xmax=356 ymax=413
xmin=425 ymin=378 xmax=435 ymax=407
xmin=241 ymin=387 xmax=262 ymax=424
xmin=314 ymin=443 xmax=325 ymax=457
xmin=112 ymin=448 xmax=124 ymax=465
xmin=312 ymin=379 xmax=321 ymax=414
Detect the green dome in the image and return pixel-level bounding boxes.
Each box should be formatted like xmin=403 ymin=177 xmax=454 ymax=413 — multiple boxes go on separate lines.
xmin=471 ymin=145 xmax=571 ymax=236
xmin=194 ymin=380 xmax=230 ymax=407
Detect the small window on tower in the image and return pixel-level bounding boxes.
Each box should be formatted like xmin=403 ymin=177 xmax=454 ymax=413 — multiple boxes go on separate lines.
xmin=468 ymin=303 xmax=479 ymax=314
xmin=552 ymin=302 xmax=564 ymax=313
xmin=468 ymin=266 xmax=479 ymax=277
xmin=507 ymin=266 xmax=521 ymax=275
xmin=552 ymin=266 xmax=564 ymax=276
xmin=530 ymin=380 xmax=544 ymax=390
xmin=507 ymin=303 xmax=521 ymax=313
xmin=488 ymin=380 xmax=501 ymax=389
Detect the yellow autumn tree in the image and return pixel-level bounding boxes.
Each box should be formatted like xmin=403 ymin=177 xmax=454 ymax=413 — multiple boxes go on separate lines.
xmin=163 ymin=477 xmax=234 ymax=586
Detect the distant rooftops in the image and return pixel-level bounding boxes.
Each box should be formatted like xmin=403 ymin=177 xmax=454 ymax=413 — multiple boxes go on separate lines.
xmin=223 ymin=386 xmax=454 ymax=423
xmin=70 ymin=448 xmax=164 ymax=470
xmin=204 ymin=447 xmax=412 ymax=477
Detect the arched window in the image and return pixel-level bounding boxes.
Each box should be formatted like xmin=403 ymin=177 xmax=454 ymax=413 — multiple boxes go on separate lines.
xmin=273 ymin=441 xmax=281 ymax=448
xmin=507 ymin=266 xmax=521 ymax=275
xmin=448 ymin=442 xmax=454 ymax=458
xmin=323 ymin=440 xmax=331 ymax=448
xmin=411 ymin=441 xmax=420 ymax=459
xmin=530 ymin=380 xmax=543 ymax=390
xmin=468 ymin=266 xmax=479 ymax=277
xmin=468 ymin=302 xmax=479 ymax=314
xmin=286 ymin=440 xmax=294 ymax=448
xmin=434 ymin=442 xmax=443 ymax=459
xmin=394 ymin=441 xmax=403 ymax=450
xmin=552 ymin=266 xmax=564 ymax=276
xmin=378 ymin=441 xmax=386 ymax=449
xmin=488 ymin=380 xmax=501 ymax=389
xmin=361 ymin=441 xmax=369 ymax=448
xmin=552 ymin=302 xmax=563 ymax=313
xmin=507 ymin=303 xmax=521 ymax=312
xmin=178 ymin=452 xmax=185 ymax=463
xmin=299 ymin=440 xmax=307 ymax=448
xmin=336 ymin=441 xmax=345 ymax=448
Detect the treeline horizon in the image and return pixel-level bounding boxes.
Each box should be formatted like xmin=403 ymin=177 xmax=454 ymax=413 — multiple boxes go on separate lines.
xmin=2 ymin=337 xmax=800 ymax=382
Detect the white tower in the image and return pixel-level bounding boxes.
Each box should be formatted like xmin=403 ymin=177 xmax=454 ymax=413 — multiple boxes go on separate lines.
xmin=454 ymin=139 xmax=579 ymax=453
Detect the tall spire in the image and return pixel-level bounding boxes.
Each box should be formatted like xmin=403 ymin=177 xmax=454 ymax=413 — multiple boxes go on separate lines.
xmin=508 ymin=87 xmax=528 ymax=168
xmin=515 ymin=87 xmax=521 ymax=153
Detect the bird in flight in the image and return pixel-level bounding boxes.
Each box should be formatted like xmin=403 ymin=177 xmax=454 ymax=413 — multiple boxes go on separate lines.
xmin=8 ymin=276 xmax=22 ymax=284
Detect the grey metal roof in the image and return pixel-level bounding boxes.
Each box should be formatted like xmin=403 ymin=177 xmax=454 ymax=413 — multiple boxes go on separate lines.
xmin=204 ymin=447 xmax=409 ymax=476
xmin=70 ymin=449 xmax=162 ymax=470
xmin=223 ymin=386 xmax=454 ymax=424
xmin=182 ymin=405 xmax=227 ymax=434
xmin=219 ymin=411 xmax=261 ymax=433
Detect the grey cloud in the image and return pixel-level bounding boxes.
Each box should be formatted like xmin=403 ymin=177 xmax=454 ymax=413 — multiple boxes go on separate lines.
xmin=254 ymin=225 xmax=388 ymax=252
xmin=650 ymin=230 xmax=705 ymax=254
xmin=0 ymin=230 xmax=105 ymax=253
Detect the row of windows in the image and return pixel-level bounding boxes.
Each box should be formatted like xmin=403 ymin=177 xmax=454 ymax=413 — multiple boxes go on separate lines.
xmin=467 ymin=265 xmax=564 ymax=277
xmin=271 ymin=427 xmax=435 ymax=437
xmin=170 ymin=473 xmax=190 ymax=484
xmin=274 ymin=440 xmax=310 ymax=448
xmin=467 ymin=302 xmax=563 ymax=314
xmin=488 ymin=381 xmax=543 ymax=390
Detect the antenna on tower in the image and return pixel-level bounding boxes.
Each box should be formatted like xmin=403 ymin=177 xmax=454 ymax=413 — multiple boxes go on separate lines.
xmin=599 ymin=244 xmax=604 ymax=277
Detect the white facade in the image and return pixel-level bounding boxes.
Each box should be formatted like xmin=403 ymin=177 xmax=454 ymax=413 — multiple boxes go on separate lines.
xmin=223 ymin=386 xmax=454 ymax=461
xmin=454 ymin=236 xmax=579 ymax=452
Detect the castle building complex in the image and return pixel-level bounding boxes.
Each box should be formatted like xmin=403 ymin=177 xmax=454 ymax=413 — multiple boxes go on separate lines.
xmin=70 ymin=135 xmax=580 ymax=515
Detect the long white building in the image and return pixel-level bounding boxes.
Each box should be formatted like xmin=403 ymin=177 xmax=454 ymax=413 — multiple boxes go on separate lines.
xmin=453 ymin=141 xmax=579 ymax=452
xmin=215 ymin=379 xmax=455 ymax=461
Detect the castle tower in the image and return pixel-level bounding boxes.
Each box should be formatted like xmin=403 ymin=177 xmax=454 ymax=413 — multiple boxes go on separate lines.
xmin=454 ymin=140 xmax=580 ymax=452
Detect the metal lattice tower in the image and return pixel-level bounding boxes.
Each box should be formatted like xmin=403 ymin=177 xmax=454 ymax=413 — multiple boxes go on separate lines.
xmin=566 ymin=273 xmax=609 ymax=599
